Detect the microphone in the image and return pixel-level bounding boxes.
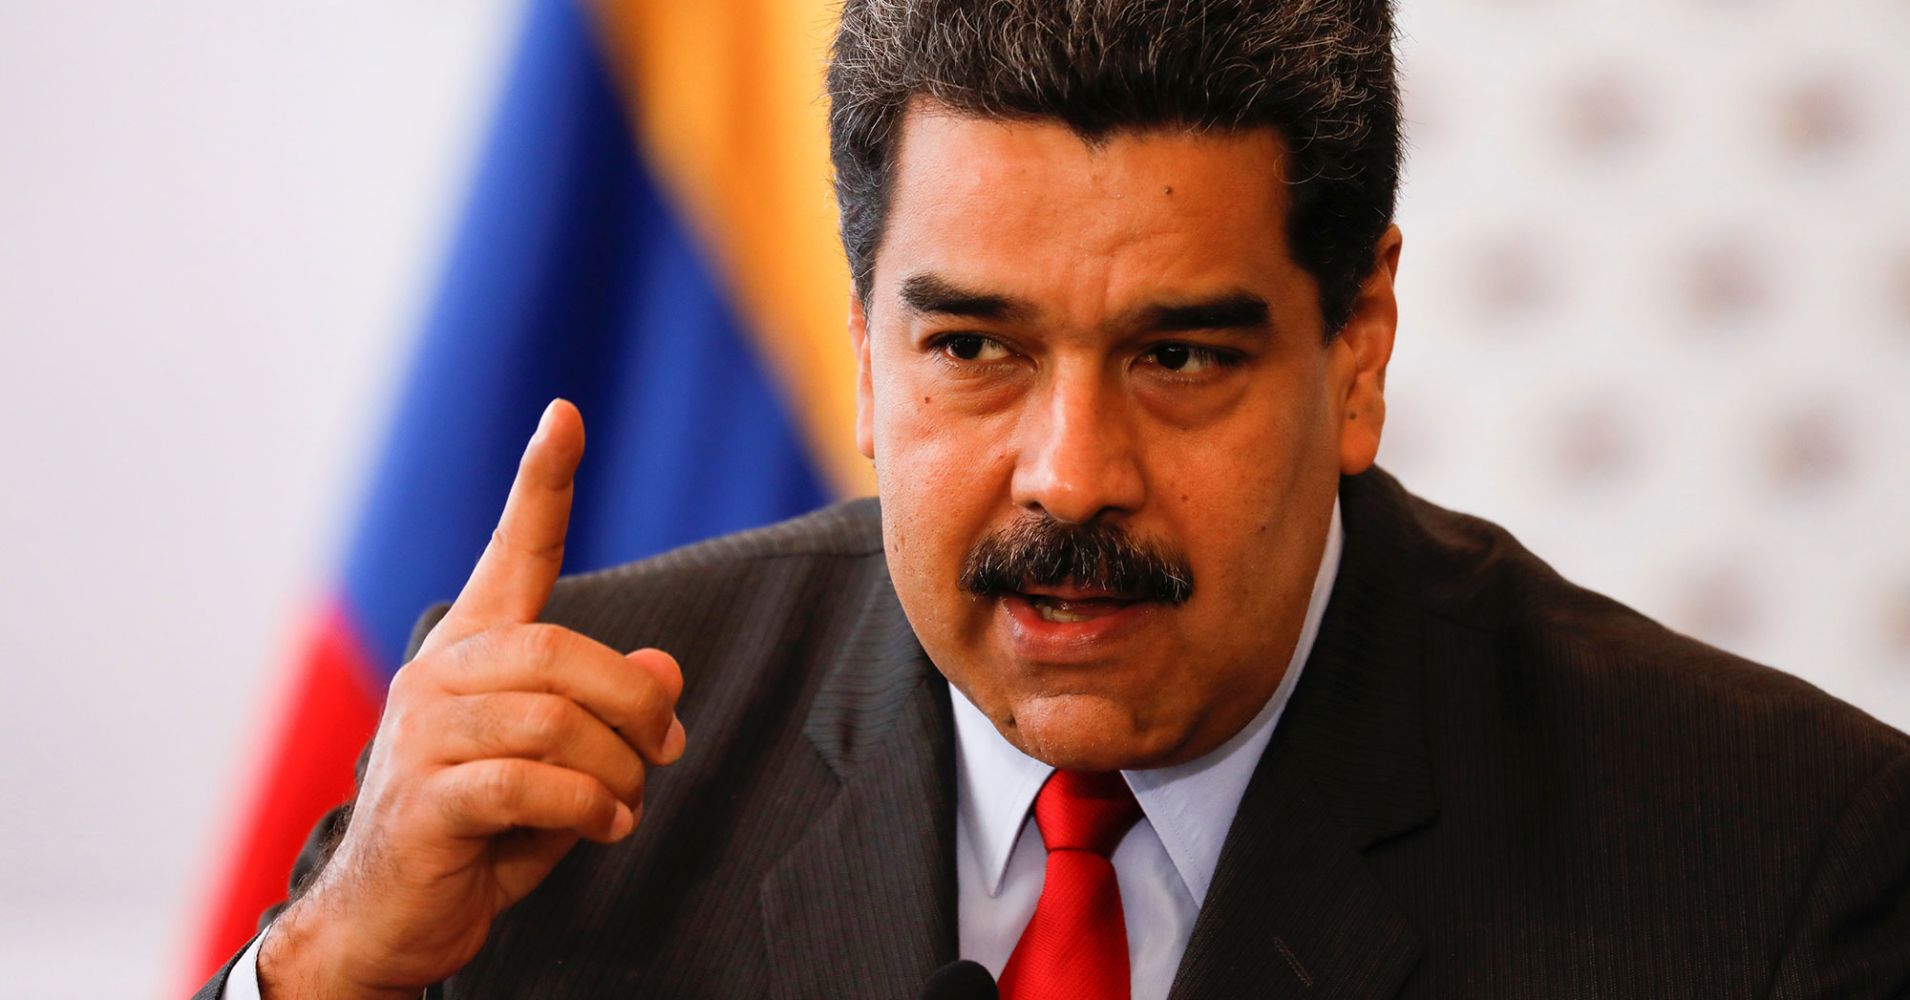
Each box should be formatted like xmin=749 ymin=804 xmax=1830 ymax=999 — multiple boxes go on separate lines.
xmin=920 ymin=960 xmax=999 ymax=1000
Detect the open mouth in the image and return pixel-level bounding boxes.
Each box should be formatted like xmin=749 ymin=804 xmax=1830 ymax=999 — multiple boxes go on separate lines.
xmin=1009 ymin=579 xmax=1152 ymax=624
xmin=1020 ymin=593 xmax=1141 ymax=623
xmin=997 ymin=583 xmax=1162 ymax=659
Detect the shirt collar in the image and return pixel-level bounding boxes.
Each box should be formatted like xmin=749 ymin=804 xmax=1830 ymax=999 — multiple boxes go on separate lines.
xmin=950 ymin=500 xmax=1344 ymax=903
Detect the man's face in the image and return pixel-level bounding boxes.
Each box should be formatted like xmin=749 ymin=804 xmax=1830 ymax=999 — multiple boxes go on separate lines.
xmin=851 ymin=103 xmax=1399 ymax=771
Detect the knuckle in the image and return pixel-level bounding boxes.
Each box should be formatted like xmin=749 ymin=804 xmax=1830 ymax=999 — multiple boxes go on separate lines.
xmin=466 ymin=624 xmax=514 ymax=669
xmin=488 ymin=522 xmax=530 ymax=559
xmin=474 ymin=759 xmax=524 ymax=811
xmin=516 ymin=694 xmax=575 ymax=748
xmin=568 ymin=777 xmax=610 ymax=823
xmin=384 ymin=702 xmax=424 ymax=748
xmin=425 ymin=769 xmax=476 ymax=828
xmin=493 ymin=522 xmax=564 ymax=565
xmin=515 ymin=623 xmax=567 ymax=672
xmin=455 ymin=696 xmax=508 ymax=755
xmin=386 ymin=661 xmax=427 ymax=702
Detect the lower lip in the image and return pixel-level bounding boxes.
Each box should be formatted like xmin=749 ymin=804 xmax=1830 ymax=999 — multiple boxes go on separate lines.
xmin=999 ymin=594 xmax=1158 ymax=661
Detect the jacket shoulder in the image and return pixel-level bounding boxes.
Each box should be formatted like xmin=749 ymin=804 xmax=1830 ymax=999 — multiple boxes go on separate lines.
xmin=1344 ymin=470 xmax=1910 ymax=1000
xmin=1372 ymin=472 xmax=1909 ymax=777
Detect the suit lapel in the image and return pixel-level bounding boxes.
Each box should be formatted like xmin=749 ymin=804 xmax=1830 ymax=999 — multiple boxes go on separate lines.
xmin=1169 ymin=470 xmax=1439 ymax=1000
xmin=760 ymin=567 xmax=959 ymax=999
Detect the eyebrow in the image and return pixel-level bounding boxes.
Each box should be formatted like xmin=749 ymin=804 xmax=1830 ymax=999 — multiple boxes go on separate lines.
xmin=899 ymin=273 xmax=1034 ymax=323
xmin=897 ymin=272 xmax=1273 ymax=338
xmin=1131 ymin=293 xmax=1272 ymax=336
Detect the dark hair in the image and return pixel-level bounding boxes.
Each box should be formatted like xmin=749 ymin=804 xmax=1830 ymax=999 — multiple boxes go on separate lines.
xmin=826 ymin=0 xmax=1401 ymax=336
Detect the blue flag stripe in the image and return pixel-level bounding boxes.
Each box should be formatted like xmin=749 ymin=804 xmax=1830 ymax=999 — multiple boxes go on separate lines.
xmin=341 ymin=0 xmax=832 ymax=674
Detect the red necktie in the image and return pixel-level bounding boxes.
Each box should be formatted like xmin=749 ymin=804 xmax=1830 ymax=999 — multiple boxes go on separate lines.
xmin=997 ymin=770 xmax=1144 ymax=1000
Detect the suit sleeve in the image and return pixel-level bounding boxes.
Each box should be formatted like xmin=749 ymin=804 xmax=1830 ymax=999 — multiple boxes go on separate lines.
xmin=1764 ymin=746 xmax=1910 ymax=999
xmin=189 ymin=603 xmax=454 ymax=998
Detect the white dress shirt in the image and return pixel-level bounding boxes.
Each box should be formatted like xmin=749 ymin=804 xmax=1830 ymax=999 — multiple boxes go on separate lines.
xmin=224 ymin=502 xmax=1342 ymax=999
xmin=222 ymin=932 xmax=266 ymax=1000
xmin=953 ymin=501 xmax=1342 ymax=999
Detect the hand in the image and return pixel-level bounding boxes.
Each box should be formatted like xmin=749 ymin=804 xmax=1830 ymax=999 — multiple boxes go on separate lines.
xmin=259 ymin=399 xmax=687 ymax=999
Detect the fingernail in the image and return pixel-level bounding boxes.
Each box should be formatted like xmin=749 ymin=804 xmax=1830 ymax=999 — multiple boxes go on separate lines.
xmin=535 ymin=399 xmax=559 ymax=437
xmin=661 ymin=716 xmax=687 ymax=763
xmin=611 ymin=803 xmax=636 ymax=839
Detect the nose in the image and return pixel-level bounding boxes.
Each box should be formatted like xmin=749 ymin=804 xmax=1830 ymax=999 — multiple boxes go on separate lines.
xmin=1009 ymin=364 xmax=1145 ymax=524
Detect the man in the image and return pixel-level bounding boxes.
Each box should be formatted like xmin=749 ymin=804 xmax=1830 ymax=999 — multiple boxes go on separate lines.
xmin=200 ymin=1 xmax=1910 ymax=997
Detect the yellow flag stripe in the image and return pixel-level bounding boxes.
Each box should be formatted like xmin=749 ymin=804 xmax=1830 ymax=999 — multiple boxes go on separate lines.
xmin=590 ymin=0 xmax=873 ymax=497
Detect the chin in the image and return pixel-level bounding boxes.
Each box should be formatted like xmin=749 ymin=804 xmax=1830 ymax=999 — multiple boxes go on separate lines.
xmin=1003 ymin=692 xmax=1181 ymax=771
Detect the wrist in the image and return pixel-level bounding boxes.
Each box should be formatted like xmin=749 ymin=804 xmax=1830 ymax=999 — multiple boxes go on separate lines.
xmin=257 ymin=897 xmax=418 ymax=1000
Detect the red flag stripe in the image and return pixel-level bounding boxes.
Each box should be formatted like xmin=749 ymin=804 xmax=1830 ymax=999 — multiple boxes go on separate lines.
xmin=185 ymin=600 xmax=383 ymax=985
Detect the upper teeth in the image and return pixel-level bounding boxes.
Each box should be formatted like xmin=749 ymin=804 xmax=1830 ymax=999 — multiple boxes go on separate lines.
xmin=1033 ymin=598 xmax=1092 ymax=623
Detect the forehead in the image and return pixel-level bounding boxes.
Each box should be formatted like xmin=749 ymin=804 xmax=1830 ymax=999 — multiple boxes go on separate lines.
xmin=873 ymin=103 xmax=1303 ymax=312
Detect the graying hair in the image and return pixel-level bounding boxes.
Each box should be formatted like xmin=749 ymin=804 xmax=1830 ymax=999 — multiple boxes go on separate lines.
xmin=827 ymin=0 xmax=1401 ymax=335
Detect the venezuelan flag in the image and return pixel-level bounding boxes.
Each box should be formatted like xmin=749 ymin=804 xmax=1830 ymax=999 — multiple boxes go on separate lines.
xmin=188 ymin=0 xmax=864 ymax=980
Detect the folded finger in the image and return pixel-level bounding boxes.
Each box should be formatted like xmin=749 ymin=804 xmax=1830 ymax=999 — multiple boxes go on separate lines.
xmin=442 ymin=624 xmax=682 ymax=765
xmin=428 ymin=757 xmax=635 ymax=845
xmin=425 ymin=692 xmax=647 ymax=804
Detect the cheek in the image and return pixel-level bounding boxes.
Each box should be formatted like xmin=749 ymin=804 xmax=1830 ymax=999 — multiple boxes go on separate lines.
xmin=1154 ymin=397 xmax=1336 ymax=599
xmin=870 ymin=365 xmax=1009 ymax=574
xmin=870 ymin=354 xmax=1017 ymax=488
xmin=873 ymin=377 xmax=975 ymax=500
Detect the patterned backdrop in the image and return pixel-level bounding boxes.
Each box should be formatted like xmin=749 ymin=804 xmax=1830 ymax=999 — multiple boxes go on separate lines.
xmin=1383 ymin=0 xmax=1909 ymax=730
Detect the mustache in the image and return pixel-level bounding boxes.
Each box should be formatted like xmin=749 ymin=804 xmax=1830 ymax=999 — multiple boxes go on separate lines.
xmin=957 ymin=516 xmax=1195 ymax=606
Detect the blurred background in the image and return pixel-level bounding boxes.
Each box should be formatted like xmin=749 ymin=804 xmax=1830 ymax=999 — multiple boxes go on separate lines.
xmin=0 ymin=0 xmax=1904 ymax=996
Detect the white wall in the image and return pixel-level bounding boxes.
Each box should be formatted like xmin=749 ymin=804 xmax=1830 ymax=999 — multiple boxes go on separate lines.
xmin=0 ymin=1 xmax=1903 ymax=997
xmin=1384 ymin=0 xmax=1910 ymax=728
xmin=0 ymin=3 xmax=524 ymax=996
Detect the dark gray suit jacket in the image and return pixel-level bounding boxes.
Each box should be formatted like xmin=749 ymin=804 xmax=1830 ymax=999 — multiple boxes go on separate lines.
xmin=198 ymin=468 xmax=1910 ymax=998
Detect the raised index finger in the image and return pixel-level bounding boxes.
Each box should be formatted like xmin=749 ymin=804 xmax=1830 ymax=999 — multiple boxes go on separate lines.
xmin=441 ymin=399 xmax=585 ymax=635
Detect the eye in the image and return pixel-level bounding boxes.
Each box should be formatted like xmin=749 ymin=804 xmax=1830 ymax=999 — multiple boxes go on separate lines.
xmin=934 ymin=333 xmax=1013 ymax=363
xmin=1141 ymin=342 xmax=1238 ymax=374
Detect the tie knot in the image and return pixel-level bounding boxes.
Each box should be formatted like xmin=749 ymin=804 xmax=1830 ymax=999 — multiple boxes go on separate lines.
xmin=1033 ymin=770 xmax=1143 ymax=857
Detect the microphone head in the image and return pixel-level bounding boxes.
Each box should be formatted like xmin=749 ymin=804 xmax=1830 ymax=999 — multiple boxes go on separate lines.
xmin=920 ymin=960 xmax=999 ymax=1000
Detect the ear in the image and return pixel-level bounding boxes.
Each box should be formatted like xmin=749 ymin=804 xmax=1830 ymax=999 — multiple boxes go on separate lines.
xmin=1333 ymin=224 xmax=1402 ymax=476
xmin=849 ymin=292 xmax=876 ymax=460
